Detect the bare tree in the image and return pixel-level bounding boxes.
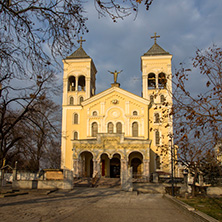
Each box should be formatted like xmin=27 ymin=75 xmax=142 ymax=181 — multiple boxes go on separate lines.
xmin=94 ymin=0 xmax=153 ymax=22
xmin=0 ymin=71 xmax=58 ymax=168
xmin=171 ymin=46 xmax=222 ymax=194
xmin=0 ymin=0 xmax=154 ymax=168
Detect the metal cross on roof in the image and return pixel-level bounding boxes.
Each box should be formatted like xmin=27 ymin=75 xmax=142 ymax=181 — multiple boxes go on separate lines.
xmin=151 ymin=32 xmax=160 ymax=44
xmin=77 ymin=36 xmax=86 ymax=48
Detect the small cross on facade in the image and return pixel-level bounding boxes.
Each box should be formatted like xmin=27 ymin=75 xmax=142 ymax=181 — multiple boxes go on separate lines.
xmin=151 ymin=32 xmax=160 ymax=44
xmin=77 ymin=36 xmax=86 ymax=47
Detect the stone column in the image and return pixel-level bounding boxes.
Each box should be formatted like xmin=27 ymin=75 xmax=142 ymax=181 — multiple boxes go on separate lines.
xmin=121 ymin=158 xmax=133 ymax=191
xmin=143 ymin=159 xmax=150 ymax=182
xmin=93 ymin=158 xmax=101 ymax=177
xmin=75 ymin=77 xmax=78 ymax=91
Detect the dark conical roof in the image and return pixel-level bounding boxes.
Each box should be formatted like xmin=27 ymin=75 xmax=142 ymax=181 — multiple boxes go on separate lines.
xmin=66 ymin=46 xmax=90 ymax=59
xmin=144 ymin=43 xmax=170 ymax=56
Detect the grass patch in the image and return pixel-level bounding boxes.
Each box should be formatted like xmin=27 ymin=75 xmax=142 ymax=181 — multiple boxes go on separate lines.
xmin=180 ymin=196 xmax=222 ymax=221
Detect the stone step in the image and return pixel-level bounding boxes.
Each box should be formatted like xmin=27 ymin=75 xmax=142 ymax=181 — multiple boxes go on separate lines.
xmin=73 ymin=177 xmax=92 ymax=187
xmin=96 ymin=178 xmax=120 ymax=188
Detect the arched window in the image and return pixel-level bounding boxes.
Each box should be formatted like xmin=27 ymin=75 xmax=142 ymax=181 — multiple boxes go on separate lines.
xmin=68 ymin=76 xmax=75 ymax=91
xmin=158 ymin=73 xmax=166 ymax=89
xmin=116 ymin=122 xmax=122 ymax=134
xmin=132 ymin=122 xmax=138 ymax=137
xmin=160 ymin=95 xmax=166 ymax=103
xmin=107 ymin=122 xmax=114 ymax=133
xmin=78 ymin=75 xmax=85 ymax=91
xmin=92 ymin=122 xmax=98 ymax=137
xmin=154 ymin=113 xmax=160 ymax=123
xmin=150 ymin=95 xmax=154 ymax=104
xmin=156 ymin=154 xmax=161 ymax=170
xmin=133 ymin=111 xmax=138 ymax=116
xmin=74 ymin=113 xmax=78 ymax=124
xmin=148 ymin=73 xmax=156 ymax=89
xmin=92 ymin=111 xmax=97 ymax=116
xmin=74 ymin=132 xmax=78 ymax=140
xmin=69 ymin=97 xmax=74 ymax=105
xmin=79 ymin=96 xmax=84 ymax=104
xmin=155 ymin=130 xmax=160 ymax=145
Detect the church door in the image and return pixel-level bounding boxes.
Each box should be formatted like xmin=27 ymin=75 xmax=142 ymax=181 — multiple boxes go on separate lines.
xmin=102 ymin=160 xmax=105 ymax=176
xmin=110 ymin=158 xmax=120 ymax=178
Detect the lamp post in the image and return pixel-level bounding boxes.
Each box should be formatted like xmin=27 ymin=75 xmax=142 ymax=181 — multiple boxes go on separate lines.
xmin=169 ymin=134 xmax=174 ymax=196
xmin=183 ymin=169 xmax=188 ymax=198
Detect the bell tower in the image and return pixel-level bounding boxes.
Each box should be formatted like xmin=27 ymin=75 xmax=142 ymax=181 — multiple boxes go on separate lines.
xmin=141 ymin=33 xmax=173 ymax=174
xmin=62 ymin=37 xmax=97 ymax=106
xmin=141 ymin=33 xmax=172 ymax=102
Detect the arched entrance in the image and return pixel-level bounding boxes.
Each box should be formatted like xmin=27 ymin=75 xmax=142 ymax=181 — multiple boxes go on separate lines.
xmin=129 ymin=152 xmax=143 ymax=178
xmin=80 ymin=151 xmax=93 ymax=177
xmin=101 ymin=153 xmax=110 ymax=177
xmin=110 ymin=153 xmax=121 ymax=178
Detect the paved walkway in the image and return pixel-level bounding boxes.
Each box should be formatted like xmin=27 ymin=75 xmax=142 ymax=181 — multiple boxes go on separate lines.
xmin=0 ymin=188 xmax=200 ymax=222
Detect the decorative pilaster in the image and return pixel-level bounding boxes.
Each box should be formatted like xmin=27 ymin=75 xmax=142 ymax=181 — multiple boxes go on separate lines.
xmin=73 ymin=159 xmax=79 ymax=178
xmin=86 ymin=77 xmax=91 ymax=98
xmin=142 ymin=75 xmax=148 ymax=99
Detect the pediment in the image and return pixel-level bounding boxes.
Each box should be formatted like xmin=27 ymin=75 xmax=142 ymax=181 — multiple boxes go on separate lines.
xmin=82 ymin=87 xmax=149 ymax=107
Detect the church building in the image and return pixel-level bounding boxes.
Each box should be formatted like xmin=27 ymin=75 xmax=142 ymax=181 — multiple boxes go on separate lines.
xmin=61 ymin=33 xmax=173 ymax=181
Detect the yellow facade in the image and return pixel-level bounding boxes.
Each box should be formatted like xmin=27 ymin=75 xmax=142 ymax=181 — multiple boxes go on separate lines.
xmin=61 ymin=37 xmax=173 ymax=181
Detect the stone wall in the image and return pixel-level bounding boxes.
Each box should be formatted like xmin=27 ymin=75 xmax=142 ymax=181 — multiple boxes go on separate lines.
xmin=0 ymin=172 xmax=40 ymax=182
xmin=12 ymin=180 xmax=73 ymax=190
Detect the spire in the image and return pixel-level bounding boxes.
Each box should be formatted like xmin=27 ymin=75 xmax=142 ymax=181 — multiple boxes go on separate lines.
xmin=66 ymin=36 xmax=90 ymax=59
xmin=144 ymin=32 xmax=170 ymax=56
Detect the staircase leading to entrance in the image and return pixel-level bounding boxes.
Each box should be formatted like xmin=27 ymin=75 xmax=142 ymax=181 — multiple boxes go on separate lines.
xmin=96 ymin=177 xmax=120 ymax=188
xmin=73 ymin=177 xmax=92 ymax=187
xmin=73 ymin=177 xmax=121 ymax=188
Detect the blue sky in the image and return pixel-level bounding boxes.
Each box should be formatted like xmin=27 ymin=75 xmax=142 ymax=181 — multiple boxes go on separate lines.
xmin=58 ymin=0 xmax=222 ymax=98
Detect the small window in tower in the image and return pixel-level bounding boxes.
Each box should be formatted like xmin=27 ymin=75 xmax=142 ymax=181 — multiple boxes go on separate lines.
xmin=74 ymin=132 xmax=78 ymax=140
xmin=155 ymin=130 xmax=160 ymax=145
xmin=160 ymin=95 xmax=166 ymax=103
xmin=79 ymin=96 xmax=84 ymax=104
xmin=68 ymin=76 xmax=75 ymax=91
xmin=92 ymin=122 xmax=98 ymax=137
xmin=133 ymin=111 xmax=138 ymax=116
xmin=148 ymin=73 xmax=156 ymax=89
xmin=132 ymin=122 xmax=138 ymax=137
xmin=154 ymin=113 xmax=160 ymax=123
xmin=70 ymin=97 xmax=74 ymax=105
xmin=107 ymin=122 xmax=114 ymax=133
xmin=92 ymin=111 xmax=97 ymax=116
xmin=150 ymin=95 xmax=154 ymax=104
xmin=74 ymin=113 xmax=78 ymax=124
xmin=158 ymin=73 xmax=166 ymax=89
xmin=116 ymin=122 xmax=122 ymax=134
xmin=78 ymin=75 xmax=85 ymax=91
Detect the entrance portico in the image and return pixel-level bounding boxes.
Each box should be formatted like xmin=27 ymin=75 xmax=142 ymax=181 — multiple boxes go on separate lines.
xmin=72 ymin=133 xmax=151 ymax=181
